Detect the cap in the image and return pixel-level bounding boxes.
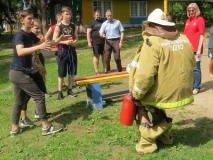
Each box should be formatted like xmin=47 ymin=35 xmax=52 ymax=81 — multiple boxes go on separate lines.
xmin=147 ymin=8 xmax=175 ymax=26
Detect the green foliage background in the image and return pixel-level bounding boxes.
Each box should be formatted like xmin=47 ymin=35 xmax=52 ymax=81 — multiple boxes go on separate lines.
xmin=172 ymin=1 xmax=213 ymax=26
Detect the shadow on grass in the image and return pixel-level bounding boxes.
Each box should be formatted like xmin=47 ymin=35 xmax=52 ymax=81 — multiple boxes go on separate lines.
xmin=0 ymin=34 xmax=13 ymax=49
xmin=200 ymin=80 xmax=213 ymax=92
xmin=173 ymin=117 xmax=213 ymax=147
xmin=0 ymin=61 xmax=10 ymax=85
xmin=101 ymin=81 xmax=123 ymax=89
xmin=104 ymin=97 xmax=123 ymax=108
xmin=49 ymin=101 xmax=93 ymax=126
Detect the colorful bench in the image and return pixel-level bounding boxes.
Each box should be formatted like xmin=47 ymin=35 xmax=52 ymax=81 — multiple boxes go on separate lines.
xmin=75 ymin=71 xmax=129 ymax=110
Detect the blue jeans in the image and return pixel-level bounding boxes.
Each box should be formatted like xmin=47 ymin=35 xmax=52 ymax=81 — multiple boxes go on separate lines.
xmin=193 ymin=61 xmax=201 ymax=90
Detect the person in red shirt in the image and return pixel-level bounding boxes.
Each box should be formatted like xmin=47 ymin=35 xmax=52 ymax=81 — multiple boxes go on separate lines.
xmin=44 ymin=13 xmax=68 ymax=89
xmin=44 ymin=13 xmax=62 ymax=63
xmin=184 ymin=3 xmax=205 ymax=95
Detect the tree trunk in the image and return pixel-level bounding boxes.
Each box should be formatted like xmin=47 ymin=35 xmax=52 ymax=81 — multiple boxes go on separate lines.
xmin=40 ymin=0 xmax=47 ymax=34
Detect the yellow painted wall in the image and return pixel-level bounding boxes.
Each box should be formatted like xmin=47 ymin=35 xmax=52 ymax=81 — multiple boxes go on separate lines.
xmin=82 ymin=0 xmax=165 ymax=26
xmin=112 ymin=0 xmax=130 ymax=24
xmin=147 ymin=0 xmax=164 ymax=15
xmin=81 ymin=0 xmax=93 ymax=26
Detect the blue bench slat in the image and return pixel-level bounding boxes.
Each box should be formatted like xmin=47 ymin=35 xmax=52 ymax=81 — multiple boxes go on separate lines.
xmin=102 ymin=90 xmax=129 ymax=99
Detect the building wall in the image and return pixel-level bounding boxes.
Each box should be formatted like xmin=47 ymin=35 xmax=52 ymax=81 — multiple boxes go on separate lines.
xmin=112 ymin=0 xmax=130 ymax=24
xmin=147 ymin=0 xmax=164 ymax=13
xmin=81 ymin=0 xmax=164 ymax=27
xmin=82 ymin=0 xmax=93 ymax=26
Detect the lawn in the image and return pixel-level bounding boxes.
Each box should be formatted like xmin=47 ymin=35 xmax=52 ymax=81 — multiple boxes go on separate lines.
xmin=1 ymin=26 xmax=213 ymax=160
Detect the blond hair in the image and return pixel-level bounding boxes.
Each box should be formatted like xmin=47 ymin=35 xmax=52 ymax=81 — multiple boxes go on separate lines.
xmin=33 ymin=19 xmax=41 ymax=28
xmin=61 ymin=6 xmax=72 ymax=13
xmin=56 ymin=13 xmax=62 ymax=18
xmin=187 ymin=3 xmax=200 ymax=17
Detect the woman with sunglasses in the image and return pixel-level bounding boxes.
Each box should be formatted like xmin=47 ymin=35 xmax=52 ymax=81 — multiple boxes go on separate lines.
xmin=184 ymin=3 xmax=205 ymax=95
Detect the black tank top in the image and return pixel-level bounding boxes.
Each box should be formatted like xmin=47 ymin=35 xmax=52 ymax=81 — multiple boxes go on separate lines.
xmin=58 ymin=22 xmax=75 ymax=51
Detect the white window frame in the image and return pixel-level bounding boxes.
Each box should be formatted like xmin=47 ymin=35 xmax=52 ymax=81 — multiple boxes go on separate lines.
xmin=130 ymin=1 xmax=147 ymax=17
xmin=92 ymin=0 xmax=112 ymax=17
xmin=54 ymin=4 xmax=61 ymax=15
xmin=47 ymin=19 xmax=52 ymax=25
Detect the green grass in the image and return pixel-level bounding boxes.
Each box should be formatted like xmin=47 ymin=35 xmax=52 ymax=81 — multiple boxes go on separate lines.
xmin=1 ymin=26 xmax=213 ymax=159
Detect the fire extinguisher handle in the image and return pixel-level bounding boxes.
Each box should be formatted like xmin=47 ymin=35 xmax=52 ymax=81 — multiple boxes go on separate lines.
xmin=130 ymin=93 xmax=141 ymax=107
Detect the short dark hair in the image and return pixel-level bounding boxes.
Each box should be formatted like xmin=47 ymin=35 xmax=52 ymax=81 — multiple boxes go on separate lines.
xmin=18 ymin=10 xmax=34 ymax=20
xmin=94 ymin=10 xmax=101 ymax=15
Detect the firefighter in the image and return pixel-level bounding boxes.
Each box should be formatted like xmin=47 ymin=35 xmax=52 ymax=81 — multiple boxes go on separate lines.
xmin=129 ymin=8 xmax=196 ymax=156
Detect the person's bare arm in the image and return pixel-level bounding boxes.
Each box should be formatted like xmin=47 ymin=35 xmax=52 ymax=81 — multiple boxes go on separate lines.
xmin=196 ymin=34 xmax=204 ymax=57
xmin=44 ymin=27 xmax=53 ymax=41
xmin=32 ymin=61 xmax=46 ymax=76
xmin=87 ymin=28 xmax=92 ymax=48
xmin=70 ymin=25 xmax=78 ymax=47
xmin=100 ymin=33 xmax=106 ymax=38
xmin=119 ymin=32 xmax=124 ymax=49
xmin=16 ymin=41 xmax=51 ymax=57
xmin=53 ymin=25 xmax=71 ymax=45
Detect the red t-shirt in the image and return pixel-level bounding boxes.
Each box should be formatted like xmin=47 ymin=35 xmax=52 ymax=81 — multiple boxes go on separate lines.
xmin=50 ymin=24 xmax=58 ymax=49
xmin=184 ymin=16 xmax=205 ymax=53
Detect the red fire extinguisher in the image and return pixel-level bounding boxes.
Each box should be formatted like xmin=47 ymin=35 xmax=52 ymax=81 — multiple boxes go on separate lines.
xmin=120 ymin=94 xmax=136 ymax=126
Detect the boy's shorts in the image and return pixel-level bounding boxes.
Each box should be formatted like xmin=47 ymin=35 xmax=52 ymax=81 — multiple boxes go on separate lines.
xmin=93 ymin=43 xmax=105 ymax=56
xmin=208 ymin=48 xmax=213 ymax=58
xmin=58 ymin=49 xmax=77 ymax=77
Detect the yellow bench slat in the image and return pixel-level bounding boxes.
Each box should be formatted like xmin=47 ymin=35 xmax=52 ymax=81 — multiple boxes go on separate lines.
xmin=76 ymin=73 xmax=129 ymax=85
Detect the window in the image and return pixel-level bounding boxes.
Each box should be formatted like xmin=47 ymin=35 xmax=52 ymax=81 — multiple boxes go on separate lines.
xmin=93 ymin=1 xmax=112 ymax=17
xmin=54 ymin=4 xmax=61 ymax=14
xmin=130 ymin=1 xmax=147 ymax=17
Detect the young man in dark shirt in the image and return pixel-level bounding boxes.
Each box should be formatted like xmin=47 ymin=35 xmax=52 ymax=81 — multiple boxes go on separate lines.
xmin=87 ymin=10 xmax=106 ymax=75
xmin=9 ymin=10 xmax=63 ymax=136
xmin=53 ymin=6 xmax=78 ymax=100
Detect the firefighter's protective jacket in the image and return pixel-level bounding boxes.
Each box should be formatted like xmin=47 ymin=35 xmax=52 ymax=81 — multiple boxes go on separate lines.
xmin=129 ymin=24 xmax=196 ymax=109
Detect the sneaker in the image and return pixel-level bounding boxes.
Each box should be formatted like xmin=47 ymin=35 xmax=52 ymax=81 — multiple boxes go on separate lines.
xmin=57 ymin=91 xmax=64 ymax=100
xmin=45 ymin=93 xmax=52 ymax=98
xmin=20 ymin=117 xmax=35 ymax=127
xmin=67 ymin=89 xmax=77 ymax=97
xmin=10 ymin=128 xmax=22 ymax=137
xmin=72 ymin=84 xmax=80 ymax=89
xmin=34 ymin=111 xmax=52 ymax=119
xmin=42 ymin=124 xmax=63 ymax=136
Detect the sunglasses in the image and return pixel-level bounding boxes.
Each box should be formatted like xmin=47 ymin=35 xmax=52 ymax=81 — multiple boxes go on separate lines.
xmin=188 ymin=9 xmax=195 ymax=12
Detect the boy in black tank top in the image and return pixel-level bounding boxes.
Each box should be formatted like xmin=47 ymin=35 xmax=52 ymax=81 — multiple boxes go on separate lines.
xmin=53 ymin=6 xmax=78 ymax=100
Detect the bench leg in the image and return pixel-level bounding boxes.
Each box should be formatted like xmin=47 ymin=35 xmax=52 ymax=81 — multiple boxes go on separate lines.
xmin=86 ymin=83 xmax=103 ymax=110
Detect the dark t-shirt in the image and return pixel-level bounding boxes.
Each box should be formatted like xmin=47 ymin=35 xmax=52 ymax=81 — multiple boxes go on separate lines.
xmin=10 ymin=29 xmax=40 ymax=73
xmin=87 ymin=19 xmax=105 ymax=44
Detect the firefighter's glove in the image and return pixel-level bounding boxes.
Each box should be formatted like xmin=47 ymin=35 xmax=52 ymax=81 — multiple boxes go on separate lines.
xmin=130 ymin=93 xmax=141 ymax=107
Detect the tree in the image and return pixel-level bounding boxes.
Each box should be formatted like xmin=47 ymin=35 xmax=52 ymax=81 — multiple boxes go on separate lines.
xmin=172 ymin=2 xmax=187 ymax=24
xmin=24 ymin=0 xmax=50 ymax=33
xmin=0 ymin=0 xmax=21 ymax=35
xmin=172 ymin=0 xmax=213 ymax=26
